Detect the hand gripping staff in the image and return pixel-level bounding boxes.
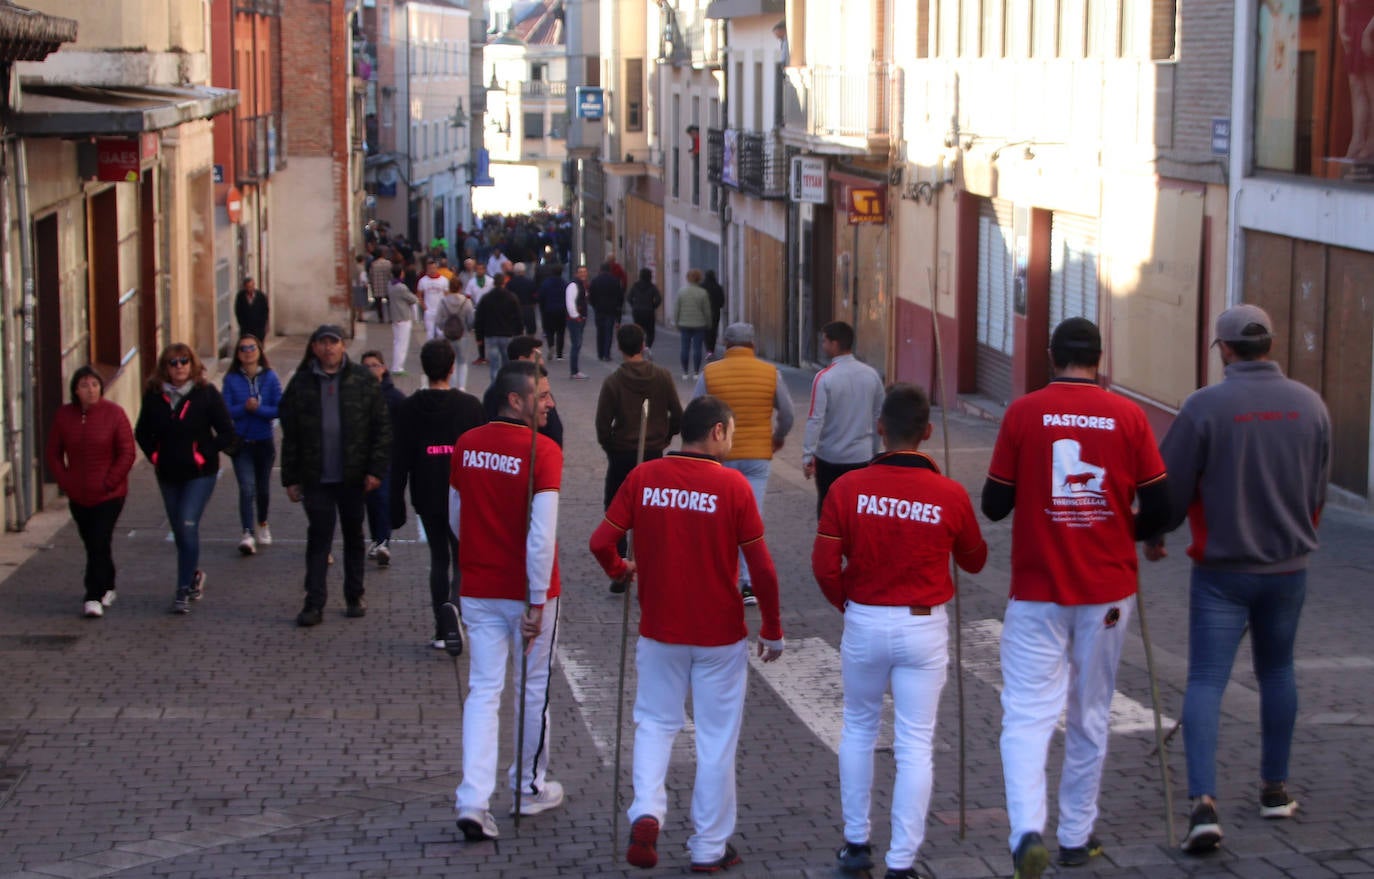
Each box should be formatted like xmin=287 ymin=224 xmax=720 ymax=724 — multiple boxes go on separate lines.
xmin=512 ymin=377 xmax=544 ymax=835
xmin=926 ymin=268 xmax=968 ymax=839
xmin=610 ymin=397 xmax=650 ymax=862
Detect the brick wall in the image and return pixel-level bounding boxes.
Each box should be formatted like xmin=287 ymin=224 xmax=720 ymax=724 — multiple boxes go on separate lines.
xmin=1163 ymin=0 xmax=1234 ymax=183
xmin=280 ymin=0 xmax=354 ymax=299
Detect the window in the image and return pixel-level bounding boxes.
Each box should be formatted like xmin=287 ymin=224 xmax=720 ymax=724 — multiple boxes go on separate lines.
xmin=550 ymin=113 xmax=568 ymax=138
xmin=692 ymin=96 xmax=701 ymax=207
xmin=524 ymin=112 xmax=545 ymax=139
xmin=625 ymin=58 xmax=644 ymax=131
xmin=1253 ymin=0 xmax=1373 ymax=183
xmin=672 ymin=94 xmax=681 ymax=199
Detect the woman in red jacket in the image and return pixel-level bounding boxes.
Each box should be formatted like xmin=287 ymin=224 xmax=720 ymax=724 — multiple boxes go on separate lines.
xmin=45 ymin=366 xmax=136 ymax=618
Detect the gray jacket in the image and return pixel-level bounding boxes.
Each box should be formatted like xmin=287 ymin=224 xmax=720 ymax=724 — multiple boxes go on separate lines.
xmin=802 ymin=353 xmax=885 ymax=466
xmin=1157 ymin=360 xmax=1331 ymax=572
xmin=385 ymin=281 xmax=417 ymax=325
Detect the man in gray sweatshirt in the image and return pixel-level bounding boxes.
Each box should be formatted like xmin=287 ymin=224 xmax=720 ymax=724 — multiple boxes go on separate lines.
xmin=1148 ymin=304 xmax=1331 ymax=856
xmin=802 ymin=321 xmax=885 ymax=517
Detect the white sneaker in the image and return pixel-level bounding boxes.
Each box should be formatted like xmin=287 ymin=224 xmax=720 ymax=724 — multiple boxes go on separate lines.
xmin=456 ymin=808 xmax=499 ymax=841
xmin=431 ymin=639 xmax=447 ymax=650
xmin=681 ymin=373 xmax=691 ymax=381
xmin=83 ymin=600 xmax=103 ymax=618
xmin=366 ymin=541 xmax=380 ymax=560
xmin=256 ymin=523 xmax=273 ymax=546
xmin=509 ymin=780 xmax=564 ymax=816
xmin=101 ymin=590 xmax=117 ymax=607
xmin=239 ymin=531 xmax=257 ymax=556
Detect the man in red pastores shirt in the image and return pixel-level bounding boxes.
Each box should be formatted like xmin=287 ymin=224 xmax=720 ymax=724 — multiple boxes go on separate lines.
xmin=590 ymin=395 xmax=785 ymax=874
xmin=812 ymin=383 xmax=987 ymax=879
xmin=450 ymin=361 xmax=565 ymax=843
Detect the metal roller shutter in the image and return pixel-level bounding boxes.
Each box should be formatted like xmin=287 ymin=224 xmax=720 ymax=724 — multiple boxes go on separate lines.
xmin=976 ymin=198 xmax=1015 ymax=405
xmin=1049 ymin=212 xmax=1100 ymax=331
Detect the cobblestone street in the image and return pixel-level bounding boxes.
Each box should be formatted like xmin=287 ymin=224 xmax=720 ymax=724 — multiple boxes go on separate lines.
xmin=1 ymin=323 xmax=1372 ymax=878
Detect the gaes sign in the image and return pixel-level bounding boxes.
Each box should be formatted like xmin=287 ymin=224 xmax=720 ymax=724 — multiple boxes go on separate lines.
xmin=96 ymin=139 xmax=140 ymax=183
xmin=846 ymin=185 xmax=886 ymax=225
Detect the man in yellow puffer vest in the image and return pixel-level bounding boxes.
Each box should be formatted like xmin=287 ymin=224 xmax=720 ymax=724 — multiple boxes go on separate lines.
xmin=693 ymin=323 xmax=796 ymax=605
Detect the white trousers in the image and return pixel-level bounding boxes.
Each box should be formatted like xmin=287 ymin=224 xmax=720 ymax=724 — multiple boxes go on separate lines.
xmin=454 ymin=596 xmax=559 ymax=813
xmin=999 ymin=597 xmax=1132 ymax=851
xmin=423 ymin=312 xmax=438 ymax=341
xmin=391 ymin=320 xmax=412 ymax=374
xmin=629 ymin=636 xmax=748 ymax=864
xmin=840 ymin=603 xmax=948 ymax=870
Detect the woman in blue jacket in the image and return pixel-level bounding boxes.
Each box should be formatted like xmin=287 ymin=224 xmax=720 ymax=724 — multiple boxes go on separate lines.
xmin=221 ymin=334 xmax=282 ymax=555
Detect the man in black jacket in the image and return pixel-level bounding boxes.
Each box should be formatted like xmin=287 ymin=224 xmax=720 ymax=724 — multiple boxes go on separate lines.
xmin=474 ymin=280 xmax=524 ymax=384
xmin=507 ymin=262 xmax=539 ymax=336
xmin=391 ymin=339 xmax=488 ymax=647
xmin=589 ymin=262 xmax=625 ymax=363
xmin=279 ymin=325 xmax=392 ymax=627
xmin=234 ymin=278 xmax=269 ymax=343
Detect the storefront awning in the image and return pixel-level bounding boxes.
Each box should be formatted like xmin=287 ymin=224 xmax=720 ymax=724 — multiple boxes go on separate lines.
xmin=7 ymin=83 xmax=239 ymax=137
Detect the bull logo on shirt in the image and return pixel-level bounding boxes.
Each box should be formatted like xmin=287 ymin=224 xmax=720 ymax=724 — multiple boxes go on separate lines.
xmin=1051 ymin=438 xmax=1106 ymax=498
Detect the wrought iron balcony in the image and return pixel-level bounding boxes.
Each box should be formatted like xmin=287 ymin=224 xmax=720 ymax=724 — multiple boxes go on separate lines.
xmin=237 ymin=112 xmax=284 ymax=183
xmin=707 ymin=128 xmax=788 ymax=199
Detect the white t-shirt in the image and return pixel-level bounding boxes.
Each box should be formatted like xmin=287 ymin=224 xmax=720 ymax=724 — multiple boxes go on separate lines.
xmin=417 ymin=274 xmax=448 ymax=310
xmin=465 ymin=275 xmax=493 ymax=305
xmin=486 ymin=254 xmax=505 ymax=278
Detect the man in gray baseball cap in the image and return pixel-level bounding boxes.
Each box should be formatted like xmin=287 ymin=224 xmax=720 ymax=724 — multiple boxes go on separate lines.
xmin=1149 ymin=302 xmax=1331 ymax=855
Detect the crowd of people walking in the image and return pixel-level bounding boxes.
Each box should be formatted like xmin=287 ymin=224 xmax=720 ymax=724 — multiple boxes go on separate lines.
xmin=42 ymin=217 xmax=1330 ymax=879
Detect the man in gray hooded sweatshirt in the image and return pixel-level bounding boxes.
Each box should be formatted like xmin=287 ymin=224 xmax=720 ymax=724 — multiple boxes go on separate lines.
xmin=1148 ymin=304 xmax=1331 ymax=856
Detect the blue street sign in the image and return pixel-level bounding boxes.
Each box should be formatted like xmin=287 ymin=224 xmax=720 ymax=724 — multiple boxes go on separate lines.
xmin=576 ymin=86 xmax=604 ymax=121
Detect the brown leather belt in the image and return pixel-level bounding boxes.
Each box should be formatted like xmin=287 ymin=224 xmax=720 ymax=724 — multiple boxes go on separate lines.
xmin=910 ymin=605 xmax=932 ymax=616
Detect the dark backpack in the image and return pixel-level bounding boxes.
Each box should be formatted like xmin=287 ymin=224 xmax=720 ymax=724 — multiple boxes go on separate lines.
xmin=443 ymin=310 xmax=466 ymax=340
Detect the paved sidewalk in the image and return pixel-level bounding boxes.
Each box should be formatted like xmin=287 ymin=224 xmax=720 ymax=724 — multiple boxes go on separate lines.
xmin=1 ymin=320 xmax=1372 ymax=878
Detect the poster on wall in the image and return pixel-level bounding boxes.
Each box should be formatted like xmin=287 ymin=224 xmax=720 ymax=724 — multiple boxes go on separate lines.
xmin=1255 ymin=0 xmax=1299 ymax=171
xmin=722 ymin=129 xmax=739 ymax=188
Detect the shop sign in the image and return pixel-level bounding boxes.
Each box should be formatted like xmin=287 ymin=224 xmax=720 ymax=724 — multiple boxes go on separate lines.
xmin=95 ymin=138 xmax=140 ymax=183
xmin=845 ymin=185 xmax=886 ymax=225
xmin=790 ymin=156 xmax=827 ymax=204
xmin=575 ymin=87 xmax=604 ymax=120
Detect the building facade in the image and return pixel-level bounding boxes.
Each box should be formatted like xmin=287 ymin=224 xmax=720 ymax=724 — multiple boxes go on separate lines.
xmin=10 ymin=0 xmax=236 ymax=519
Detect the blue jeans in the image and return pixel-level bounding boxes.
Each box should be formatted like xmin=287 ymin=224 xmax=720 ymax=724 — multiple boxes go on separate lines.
xmin=364 ymin=470 xmax=392 ymax=543
xmin=1182 ymin=567 xmax=1307 ymax=797
xmin=725 ymin=459 xmax=769 ymax=583
xmin=679 ymin=327 xmax=705 ymax=374
xmin=158 ymin=475 xmax=218 ymax=590
xmin=567 ymin=318 xmax=586 ymax=374
xmin=232 ymin=439 xmax=276 ymax=531
xmin=485 ymin=336 xmax=512 ymax=384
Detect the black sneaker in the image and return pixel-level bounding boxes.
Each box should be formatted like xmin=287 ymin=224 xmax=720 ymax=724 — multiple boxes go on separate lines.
xmin=172 ymin=589 xmax=191 ymax=615
xmin=1012 ymin=831 xmax=1050 ymax=879
xmin=296 ymin=606 xmax=323 ymax=627
xmin=1181 ymin=800 xmax=1223 ymax=854
xmin=1260 ymin=782 xmax=1298 ymax=819
xmin=836 ymin=841 xmax=874 ymax=872
xmin=690 ymin=843 xmax=741 ymax=873
xmin=346 ymin=599 xmax=367 ymax=618
xmin=1058 ymin=835 xmax=1104 ymax=867
xmin=884 ymin=869 xmax=932 ymax=879
xmin=740 ymin=584 xmax=757 ymax=607
xmin=439 ymin=601 xmax=465 ymax=657
xmin=609 ymin=578 xmax=628 ymax=594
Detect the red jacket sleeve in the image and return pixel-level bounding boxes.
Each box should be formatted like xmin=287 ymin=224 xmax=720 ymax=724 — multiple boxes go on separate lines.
xmin=811 ymin=533 xmax=845 ymax=611
xmin=741 ymin=538 xmax=783 ymax=641
xmin=952 ymin=490 xmax=988 ymax=574
xmin=589 ymin=518 xmax=629 ymax=580
xmin=109 ymin=407 xmax=136 ymax=491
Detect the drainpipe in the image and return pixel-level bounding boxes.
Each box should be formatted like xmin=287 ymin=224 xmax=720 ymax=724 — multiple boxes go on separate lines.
xmin=12 ymin=137 xmax=35 ymax=526
xmin=718 ymin=20 xmax=729 ymax=323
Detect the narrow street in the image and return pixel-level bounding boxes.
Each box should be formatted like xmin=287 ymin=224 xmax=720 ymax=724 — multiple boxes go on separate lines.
xmin=1 ymin=323 xmax=1372 ymax=879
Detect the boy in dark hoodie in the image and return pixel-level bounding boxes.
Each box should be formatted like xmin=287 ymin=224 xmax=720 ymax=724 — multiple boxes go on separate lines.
xmin=390 ymin=340 xmax=488 ymax=647
xmin=594 ymin=324 xmax=684 ymax=592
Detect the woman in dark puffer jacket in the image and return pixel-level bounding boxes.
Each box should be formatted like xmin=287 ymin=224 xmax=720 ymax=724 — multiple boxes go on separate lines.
xmin=46 ymin=366 xmax=136 ymax=619
xmin=135 ymin=344 xmax=238 ymax=615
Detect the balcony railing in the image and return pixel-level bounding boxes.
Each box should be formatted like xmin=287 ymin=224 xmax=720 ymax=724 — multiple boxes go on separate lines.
xmin=707 ymin=128 xmax=789 ymax=200
xmin=785 ymin=63 xmax=894 ymax=145
xmin=237 ymin=112 xmax=284 ymax=183
xmin=737 ymin=130 xmax=788 ymax=199
xmin=684 ymin=21 xmax=721 ymax=68
xmin=515 ymin=80 xmax=567 ymax=97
